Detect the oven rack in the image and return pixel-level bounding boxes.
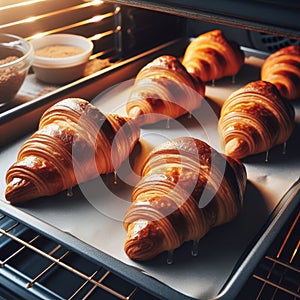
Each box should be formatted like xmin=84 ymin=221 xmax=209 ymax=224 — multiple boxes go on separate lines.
xmin=0 ymin=1 xmax=182 ymax=147
xmin=0 ymin=211 xmax=161 ymax=300
xmin=0 ymin=198 xmax=300 ymax=300
xmin=236 ymin=203 xmax=300 ymax=300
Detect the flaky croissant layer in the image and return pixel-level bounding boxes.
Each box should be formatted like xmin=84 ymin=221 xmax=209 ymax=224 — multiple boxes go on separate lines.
xmin=5 ymin=98 xmax=140 ymax=203
xmin=261 ymin=45 xmax=300 ymax=100
xmin=126 ymin=55 xmax=205 ymax=125
xmin=123 ymin=137 xmax=247 ymax=261
xmin=182 ymin=29 xmax=245 ymax=82
xmin=218 ymin=80 xmax=295 ymax=159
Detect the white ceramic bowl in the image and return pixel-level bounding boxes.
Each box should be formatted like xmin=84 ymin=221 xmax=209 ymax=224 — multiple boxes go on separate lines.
xmin=0 ymin=33 xmax=34 ymax=104
xmin=30 ymin=34 xmax=94 ymax=84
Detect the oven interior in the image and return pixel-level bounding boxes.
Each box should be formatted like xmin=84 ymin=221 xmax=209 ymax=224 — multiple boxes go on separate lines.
xmin=0 ymin=1 xmax=300 ymax=300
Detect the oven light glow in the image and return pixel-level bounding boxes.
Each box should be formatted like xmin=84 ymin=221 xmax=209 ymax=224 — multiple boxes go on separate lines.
xmin=90 ymin=26 xmax=121 ymax=41
xmin=24 ymin=16 xmax=37 ymax=23
xmin=91 ymin=33 xmax=105 ymax=41
xmin=30 ymin=32 xmax=47 ymax=40
xmin=0 ymin=0 xmax=44 ymax=11
xmin=90 ymin=15 xmax=105 ymax=23
xmin=89 ymin=8 xmax=119 ymax=24
xmin=91 ymin=30 xmax=113 ymax=41
xmin=85 ymin=0 xmax=104 ymax=5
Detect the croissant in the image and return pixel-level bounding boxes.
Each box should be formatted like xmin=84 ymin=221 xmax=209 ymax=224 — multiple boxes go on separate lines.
xmin=261 ymin=45 xmax=300 ymax=100
xmin=5 ymin=98 xmax=140 ymax=204
xmin=126 ymin=55 xmax=205 ymax=125
xmin=218 ymin=80 xmax=295 ymax=160
xmin=182 ymin=30 xmax=245 ymax=82
xmin=123 ymin=137 xmax=247 ymax=261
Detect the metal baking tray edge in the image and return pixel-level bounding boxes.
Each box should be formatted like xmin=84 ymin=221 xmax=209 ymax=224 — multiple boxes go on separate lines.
xmin=216 ymin=177 xmax=300 ymax=300
xmin=0 ymin=178 xmax=299 ymax=300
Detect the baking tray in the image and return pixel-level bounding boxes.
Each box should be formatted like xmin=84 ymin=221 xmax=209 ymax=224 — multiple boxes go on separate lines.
xmin=1 ymin=41 xmax=300 ymax=300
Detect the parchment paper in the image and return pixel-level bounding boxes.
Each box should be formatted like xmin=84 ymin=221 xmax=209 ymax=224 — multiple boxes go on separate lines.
xmin=1 ymin=56 xmax=299 ymax=299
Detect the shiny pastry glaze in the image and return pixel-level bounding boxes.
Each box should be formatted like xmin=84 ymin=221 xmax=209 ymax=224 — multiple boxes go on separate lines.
xmin=218 ymin=80 xmax=295 ymax=159
xmin=182 ymin=29 xmax=245 ymax=82
xmin=123 ymin=137 xmax=247 ymax=261
xmin=126 ymin=55 xmax=205 ymax=125
xmin=261 ymin=45 xmax=300 ymax=100
xmin=5 ymin=98 xmax=140 ymax=203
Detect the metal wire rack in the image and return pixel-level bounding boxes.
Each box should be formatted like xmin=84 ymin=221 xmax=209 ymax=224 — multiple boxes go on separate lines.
xmin=236 ymin=204 xmax=300 ymax=300
xmin=0 ymin=211 xmax=160 ymax=300
xmin=0 ymin=1 xmax=121 ymax=59
xmin=1 ymin=202 xmax=299 ymax=300
xmin=0 ymin=0 xmax=120 ymax=120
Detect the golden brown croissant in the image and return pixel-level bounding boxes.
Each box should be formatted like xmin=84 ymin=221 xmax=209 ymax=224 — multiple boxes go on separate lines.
xmin=218 ymin=80 xmax=295 ymax=160
xmin=261 ymin=45 xmax=300 ymax=100
xmin=5 ymin=98 xmax=140 ymax=204
xmin=123 ymin=137 xmax=247 ymax=261
xmin=126 ymin=55 xmax=205 ymax=125
xmin=182 ymin=30 xmax=245 ymax=82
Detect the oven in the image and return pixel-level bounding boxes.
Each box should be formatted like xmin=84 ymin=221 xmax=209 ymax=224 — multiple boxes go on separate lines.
xmin=0 ymin=1 xmax=299 ymax=300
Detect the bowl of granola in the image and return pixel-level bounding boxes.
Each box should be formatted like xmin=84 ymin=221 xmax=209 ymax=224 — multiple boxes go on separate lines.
xmin=0 ymin=33 xmax=34 ymax=104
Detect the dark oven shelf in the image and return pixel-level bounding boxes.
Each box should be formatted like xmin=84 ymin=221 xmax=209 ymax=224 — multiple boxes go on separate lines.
xmin=0 ymin=211 xmax=161 ymax=300
xmin=0 ymin=199 xmax=299 ymax=300
xmin=236 ymin=203 xmax=300 ymax=300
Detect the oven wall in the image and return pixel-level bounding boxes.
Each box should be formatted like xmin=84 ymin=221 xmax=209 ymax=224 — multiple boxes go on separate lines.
xmin=1 ymin=1 xmax=299 ymax=58
xmin=0 ymin=1 xmax=185 ymax=61
xmin=185 ymin=19 xmax=300 ymax=53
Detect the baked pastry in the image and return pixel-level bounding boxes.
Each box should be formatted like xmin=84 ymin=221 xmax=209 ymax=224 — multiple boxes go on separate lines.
xmin=218 ymin=80 xmax=295 ymax=160
xmin=261 ymin=45 xmax=300 ymax=100
xmin=126 ymin=55 xmax=205 ymax=125
xmin=182 ymin=29 xmax=245 ymax=82
xmin=123 ymin=137 xmax=247 ymax=261
xmin=5 ymin=98 xmax=140 ymax=204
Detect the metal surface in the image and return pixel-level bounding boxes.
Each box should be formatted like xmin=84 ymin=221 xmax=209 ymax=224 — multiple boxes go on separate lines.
xmin=107 ymin=0 xmax=300 ymax=39
xmin=236 ymin=202 xmax=300 ymax=300
xmin=0 ymin=180 xmax=299 ymax=300
xmin=0 ymin=210 xmax=161 ymax=300
xmin=249 ymin=31 xmax=300 ymax=53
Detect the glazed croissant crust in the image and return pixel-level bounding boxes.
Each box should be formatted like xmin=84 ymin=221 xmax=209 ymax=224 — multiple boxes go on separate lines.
xmin=5 ymin=98 xmax=140 ymax=204
xmin=182 ymin=30 xmax=245 ymax=82
xmin=126 ymin=55 xmax=205 ymax=125
xmin=218 ymin=80 xmax=295 ymax=160
xmin=261 ymin=45 xmax=300 ymax=100
xmin=123 ymin=137 xmax=247 ymax=261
